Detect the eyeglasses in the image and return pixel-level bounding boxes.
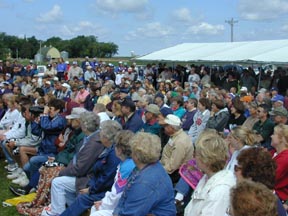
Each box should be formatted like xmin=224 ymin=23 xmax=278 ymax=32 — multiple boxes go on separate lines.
xmin=234 ymin=164 xmax=242 ymax=172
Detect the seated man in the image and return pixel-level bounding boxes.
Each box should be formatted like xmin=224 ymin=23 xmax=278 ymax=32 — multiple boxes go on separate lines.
xmin=160 ymin=114 xmax=194 ymax=184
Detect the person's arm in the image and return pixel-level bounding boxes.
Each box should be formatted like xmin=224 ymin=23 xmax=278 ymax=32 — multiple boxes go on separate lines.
xmin=113 ymin=183 xmax=156 ymax=216
xmin=59 ymin=139 xmax=104 ymax=177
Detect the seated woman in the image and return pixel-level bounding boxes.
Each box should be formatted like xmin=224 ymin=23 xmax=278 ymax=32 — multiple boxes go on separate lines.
xmin=226 ymin=97 xmax=246 ymax=130
xmin=90 ymin=130 xmax=135 ymax=216
xmin=113 ymin=132 xmax=176 ymax=216
xmin=225 ymin=126 xmax=256 ymax=172
xmin=184 ymin=131 xmax=236 ymax=216
xmin=235 ymin=147 xmax=286 ymax=216
xmin=230 ymin=180 xmax=278 ymax=216
xmin=271 ymin=124 xmax=288 ymax=210
xmin=56 ymin=120 xmax=123 ymax=216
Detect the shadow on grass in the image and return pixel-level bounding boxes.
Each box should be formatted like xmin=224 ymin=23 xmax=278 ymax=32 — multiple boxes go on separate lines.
xmin=0 ymin=159 xmax=21 ymax=215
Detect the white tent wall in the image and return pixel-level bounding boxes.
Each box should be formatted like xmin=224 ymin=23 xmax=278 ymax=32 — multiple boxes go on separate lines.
xmin=137 ymin=39 xmax=288 ymax=64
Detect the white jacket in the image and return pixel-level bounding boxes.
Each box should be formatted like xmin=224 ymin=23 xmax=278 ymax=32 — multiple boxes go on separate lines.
xmin=184 ymin=170 xmax=236 ymax=216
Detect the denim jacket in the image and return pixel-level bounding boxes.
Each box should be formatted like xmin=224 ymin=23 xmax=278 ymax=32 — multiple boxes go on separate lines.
xmin=114 ymin=161 xmax=176 ymax=216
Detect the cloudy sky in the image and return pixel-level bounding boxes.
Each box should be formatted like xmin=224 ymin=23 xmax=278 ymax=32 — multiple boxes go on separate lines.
xmin=1 ymin=0 xmax=288 ymax=56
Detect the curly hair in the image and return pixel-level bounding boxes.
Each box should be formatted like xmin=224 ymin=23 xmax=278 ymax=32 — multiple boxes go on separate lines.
xmin=230 ymin=180 xmax=277 ymax=216
xmin=130 ymin=132 xmax=161 ymax=164
xmin=195 ymin=131 xmax=228 ymax=172
xmin=114 ymin=130 xmax=134 ymax=158
xmin=237 ymin=147 xmax=276 ymax=189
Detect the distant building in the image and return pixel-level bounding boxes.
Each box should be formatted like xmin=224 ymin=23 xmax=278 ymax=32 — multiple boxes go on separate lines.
xmin=38 ymin=45 xmax=61 ymax=61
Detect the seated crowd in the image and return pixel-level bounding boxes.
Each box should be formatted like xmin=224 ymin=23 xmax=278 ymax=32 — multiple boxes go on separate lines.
xmin=0 ymin=58 xmax=288 ymax=216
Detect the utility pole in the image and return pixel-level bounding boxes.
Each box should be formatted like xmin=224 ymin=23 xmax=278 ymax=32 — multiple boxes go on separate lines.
xmin=225 ymin=18 xmax=238 ymax=42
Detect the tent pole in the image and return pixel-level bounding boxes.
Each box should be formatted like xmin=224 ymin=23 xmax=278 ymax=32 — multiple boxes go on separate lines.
xmin=257 ymin=63 xmax=262 ymax=92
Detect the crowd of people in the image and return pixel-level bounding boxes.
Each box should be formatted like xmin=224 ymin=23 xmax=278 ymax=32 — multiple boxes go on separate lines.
xmin=0 ymin=56 xmax=288 ymax=216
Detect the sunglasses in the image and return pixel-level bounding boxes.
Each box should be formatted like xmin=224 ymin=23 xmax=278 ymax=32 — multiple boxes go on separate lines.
xmin=234 ymin=164 xmax=242 ymax=172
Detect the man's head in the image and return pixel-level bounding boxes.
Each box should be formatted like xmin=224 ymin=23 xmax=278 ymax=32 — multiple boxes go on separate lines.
xmin=121 ymin=98 xmax=135 ymax=116
xmin=269 ymin=106 xmax=288 ymax=124
xmin=159 ymin=114 xmax=182 ymax=136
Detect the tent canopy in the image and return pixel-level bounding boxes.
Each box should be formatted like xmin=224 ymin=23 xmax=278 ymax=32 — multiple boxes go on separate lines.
xmin=136 ymin=39 xmax=288 ymax=63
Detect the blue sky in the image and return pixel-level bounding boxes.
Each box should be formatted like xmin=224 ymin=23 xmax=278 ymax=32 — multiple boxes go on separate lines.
xmin=0 ymin=0 xmax=288 ymax=56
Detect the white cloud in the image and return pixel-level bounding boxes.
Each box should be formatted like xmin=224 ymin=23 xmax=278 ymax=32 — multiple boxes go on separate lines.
xmin=239 ymin=0 xmax=288 ymax=20
xmin=58 ymin=21 xmax=108 ymax=38
xmin=281 ymin=24 xmax=288 ymax=32
xmin=172 ymin=8 xmax=193 ymax=23
xmin=95 ymin=0 xmax=148 ymax=13
xmin=36 ymin=4 xmax=63 ymax=23
xmin=125 ymin=22 xmax=174 ymax=40
xmin=187 ymin=22 xmax=224 ymax=35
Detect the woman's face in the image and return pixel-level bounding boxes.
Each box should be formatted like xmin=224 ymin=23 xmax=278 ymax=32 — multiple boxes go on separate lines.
xmin=100 ymin=131 xmax=112 ymax=148
xmin=234 ymin=164 xmax=244 ymax=183
xmin=271 ymin=130 xmax=281 ymax=148
xmin=197 ymin=102 xmax=205 ymax=112
xmin=248 ymin=106 xmax=257 ymax=115
xmin=227 ymin=133 xmax=242 ymax=150
xmin=230 ymin=105 xmax=236 ymax=114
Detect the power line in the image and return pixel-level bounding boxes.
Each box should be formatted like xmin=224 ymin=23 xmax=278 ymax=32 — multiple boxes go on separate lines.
xmin=225 ymin=18 xmax=238 ymax=42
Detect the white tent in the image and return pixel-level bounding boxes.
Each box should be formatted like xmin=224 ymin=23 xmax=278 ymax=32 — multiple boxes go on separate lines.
xmin=136 ymin=39 xmax=288 ymax=63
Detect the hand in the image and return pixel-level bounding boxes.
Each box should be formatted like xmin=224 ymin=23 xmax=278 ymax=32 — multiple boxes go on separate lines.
xmin=94 ymin=201 xmax=102 ymax=210
xmin=44 ymin=106 xmax=49 ymax=114
xmin=79 ymin=188 xmax=89 ymax=194
xmin=58 ymin=142 xmax=65 ymax=147
xmin=58 ymin=134 xmax=64 ymax=142
xmin=7 ymin=141 xmax=16 ymax=148
xmin=0 ymin=135 xmax=6 ymax=141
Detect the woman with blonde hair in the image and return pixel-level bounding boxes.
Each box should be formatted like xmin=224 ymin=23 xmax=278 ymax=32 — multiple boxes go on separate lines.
xmin=113 ymin=132 xmax=176 ymax=215
xmin=271 ymin=124 xmax=288 ymax=208
xmin=225 ymin=126 xmax=256 ymax=172
xmin=184 ymin=131 xmax=236 ymax=216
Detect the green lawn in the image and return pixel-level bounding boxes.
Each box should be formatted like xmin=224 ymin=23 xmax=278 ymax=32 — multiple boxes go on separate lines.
xmin=0 ymin=159 xmax=21 ymax=215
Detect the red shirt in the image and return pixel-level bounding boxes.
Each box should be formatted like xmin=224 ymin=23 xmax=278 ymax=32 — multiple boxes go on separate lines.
xmin=274 ymin=149 xmax=288 ymax=201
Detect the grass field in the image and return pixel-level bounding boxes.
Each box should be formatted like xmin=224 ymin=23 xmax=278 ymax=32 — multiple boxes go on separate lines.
xmin=0 ymin=159 xmax=21 ymax=215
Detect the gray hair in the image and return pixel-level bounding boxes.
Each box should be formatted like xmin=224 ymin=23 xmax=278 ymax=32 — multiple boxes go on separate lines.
xmin=100 ymin=120 xmax=122 ymax=143
xmin=130 ymin=132 xmax=161 ymax=164
xmin=80 ymin=111 xmax=100 ymax=132
xmin=114 ymin=130 xmax=135 ymax=158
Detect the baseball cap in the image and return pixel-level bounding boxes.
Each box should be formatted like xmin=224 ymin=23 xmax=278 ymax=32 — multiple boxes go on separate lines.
xmin=66 ymin=107 xmax=87 ymax=119
xmin=161 ymin=114 xmax=181 ymax=126
xmin=145 ymin=104 xmax=160 ymax=115
xmin=271 ymin=94 xmax=284 ymax=103
xmin=269 ymin=107 xmax=288 ymax=117
xmin=62 ymin=83 xmax=70 ymax=89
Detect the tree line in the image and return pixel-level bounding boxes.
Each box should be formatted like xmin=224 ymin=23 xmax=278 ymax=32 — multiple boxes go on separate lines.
xmin=0 ymin=33 xmax=118 ymax=60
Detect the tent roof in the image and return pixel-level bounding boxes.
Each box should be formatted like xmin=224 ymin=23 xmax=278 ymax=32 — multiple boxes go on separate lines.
xmin=136 ymin=39 xmax=288 ymax=63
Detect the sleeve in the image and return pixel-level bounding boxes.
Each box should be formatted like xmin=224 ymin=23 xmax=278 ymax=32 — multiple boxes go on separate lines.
xmin=40 ymin=116 xmax=66 ymax=134
xmin=4 ymin=115 xmax=26 ymax=139
xmin=206 ymin=112 xmax=229 ymax=132
xmin=59 ymin=141 xmax=104 ymax=177
xmin=88 ymin=155 xmax=119 ymax=194
xmin=113 ymin=183 xmax=156 ymax=216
